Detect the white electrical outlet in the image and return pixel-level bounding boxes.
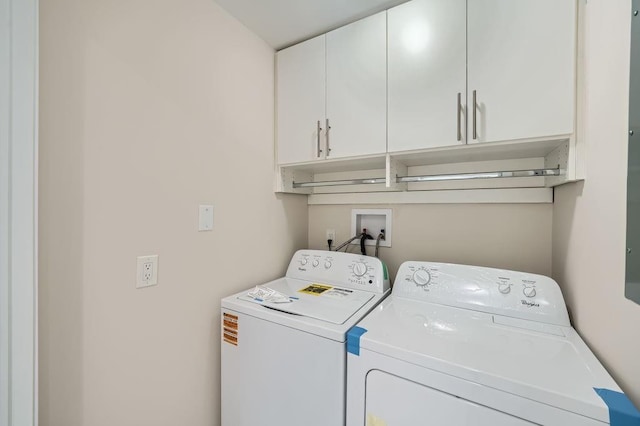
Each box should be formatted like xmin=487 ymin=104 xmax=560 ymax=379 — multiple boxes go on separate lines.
xmin=326 ymin=229 xmax=335 ymax=241
xmin=136 ymin=255 xmax=158 ymax=288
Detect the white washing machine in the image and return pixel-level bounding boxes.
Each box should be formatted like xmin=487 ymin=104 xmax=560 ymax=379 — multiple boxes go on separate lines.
xmin=347 ymin=261 xmax=640 ymax=426
xmin=221 ymin=249 xmax=390 ymax=426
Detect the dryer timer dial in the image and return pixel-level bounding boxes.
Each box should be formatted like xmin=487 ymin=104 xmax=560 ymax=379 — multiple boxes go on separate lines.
xmin=353 ymin=262 xmax=368 ymax=277
xmin=412 ymin=269 xmax=431 ymax=286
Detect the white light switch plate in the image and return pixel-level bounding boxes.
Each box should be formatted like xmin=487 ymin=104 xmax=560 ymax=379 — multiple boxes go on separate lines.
xmin=199 ymin=205 xmax=214 ymax=231
xmin=136 ymin=255 xmax=158 ymax=288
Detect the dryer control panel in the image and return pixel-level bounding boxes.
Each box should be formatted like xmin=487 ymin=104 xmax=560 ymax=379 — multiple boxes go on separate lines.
xmin=394 ymin=261 xmax=570 ymax=326
xmin=286 ymin=250 xmax=390 ymax=294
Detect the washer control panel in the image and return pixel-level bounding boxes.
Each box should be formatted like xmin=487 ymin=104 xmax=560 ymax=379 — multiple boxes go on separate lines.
xmin=286 ymin=250 xmax=390 ymax=294
xmin=394 ymin=261 xmax=570 ymax=326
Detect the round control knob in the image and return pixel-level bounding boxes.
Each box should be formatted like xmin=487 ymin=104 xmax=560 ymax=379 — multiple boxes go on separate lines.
xmin=324 ymin=261 xmax=332 ymax=269
xmin=412 ymin=269 xmax=431 ymax=286
xmin=312 ymin=259 xmax=319 ymax=267
xmin=498 ymin=283 xmax=511 ymax=294
xmin=299 ymin=258 xmax=308 ymax=266
xmin=353 ymin=262 xmax=368 ymax=277
xmin=523 ymin=287 xmax=537 ymax=298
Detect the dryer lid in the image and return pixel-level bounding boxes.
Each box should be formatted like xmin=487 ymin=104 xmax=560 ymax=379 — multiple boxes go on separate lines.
xmin=354 ymin=297 xmax=622 ymax=424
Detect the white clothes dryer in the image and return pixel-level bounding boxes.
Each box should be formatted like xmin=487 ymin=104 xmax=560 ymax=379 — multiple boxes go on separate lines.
xmin=221 ymin=250 xmax=390 ymax=426
xmin=346 ymin=261 xmax=640 ymax=426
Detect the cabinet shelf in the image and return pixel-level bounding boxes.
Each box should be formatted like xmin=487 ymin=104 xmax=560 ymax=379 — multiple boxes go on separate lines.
xmin=390 ymin=137 xmax=570 ymax=166
xmin=275 ymin=136 xmax=577 ymax=203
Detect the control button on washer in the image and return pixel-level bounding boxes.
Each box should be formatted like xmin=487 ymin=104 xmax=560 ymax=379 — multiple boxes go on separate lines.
xmin=498 ymin=283 xmax=511 ymax=294
xmin=523 ymin=287 xmax=536 ymax=298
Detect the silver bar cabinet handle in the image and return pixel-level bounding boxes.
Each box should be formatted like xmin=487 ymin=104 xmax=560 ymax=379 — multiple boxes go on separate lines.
xmin=317 ymin=120 xmax=323 ymax=158
xmin=326 ymin=118 xmax=331 ymax=155
xmin=472 ymin=90 xmax=477 ymax=140
xmin=457 ymin=92 xmax=462 ymax=142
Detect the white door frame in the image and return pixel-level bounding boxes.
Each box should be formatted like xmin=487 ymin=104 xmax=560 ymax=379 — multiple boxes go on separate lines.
xmin=0 ymin=0 xmax=39 ymax=424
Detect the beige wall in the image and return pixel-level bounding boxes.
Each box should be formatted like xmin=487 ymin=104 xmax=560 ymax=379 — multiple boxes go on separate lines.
xmin=553 ymin=0 xmax=640 ymax=406
xmin=309 ymin=204 xmax=553 ymax=280
xmin=38 ymin=0 xmax=308 ymax=425
xmin=38 ymin=0 xmax=640 ymax=423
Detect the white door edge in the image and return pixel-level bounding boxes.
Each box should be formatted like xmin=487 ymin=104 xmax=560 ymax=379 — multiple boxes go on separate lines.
xmin=0 ymin=0 xmax=39 ymax=424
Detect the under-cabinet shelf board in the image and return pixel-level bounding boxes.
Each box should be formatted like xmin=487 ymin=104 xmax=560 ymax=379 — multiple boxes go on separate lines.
xmin=389 ymin=137 xmax=570 ymax=167
xmin=278 ymin=137 xmax=569 ymax=174
xmin=307 ymin=188 xmax=553 ymax=205
xmin=278 ymin=153 xmax=387 ymax=174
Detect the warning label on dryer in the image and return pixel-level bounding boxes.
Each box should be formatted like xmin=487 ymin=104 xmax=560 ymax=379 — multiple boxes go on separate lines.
xmin=298 ymin=284 xmax=333 ymax=295
xmin=223 ymin=312 xmax=238 ymax=346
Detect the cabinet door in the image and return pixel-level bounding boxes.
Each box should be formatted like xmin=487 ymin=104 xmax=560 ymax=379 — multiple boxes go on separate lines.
xmin=276 ymin=35 xmax=326 ymax=165
xmin=388 ymin=0 xmax=467 ymax=152
xmin=467 ymin=0 xmax=576 ymax=144
xmin=326 ymin=12 xmax=387 ymax=159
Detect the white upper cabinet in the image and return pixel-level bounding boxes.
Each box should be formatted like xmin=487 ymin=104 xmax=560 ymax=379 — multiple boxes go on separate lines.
xmin=467 ymin=0 xmax=576 ymax=144
xmin=276 ymin=35 xmax=326 ymax=165
xmin=326 ymin=12 xmax=387 ymax=159
xmin=388 ymin=0 xmax=467 ymax=152
xmin=276 ymin=0 xmax=577 ymax=166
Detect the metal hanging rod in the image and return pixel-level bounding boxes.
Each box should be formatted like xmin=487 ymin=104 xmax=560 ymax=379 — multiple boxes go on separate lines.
xmin=292 ymin=168 xmax=564 ymax=189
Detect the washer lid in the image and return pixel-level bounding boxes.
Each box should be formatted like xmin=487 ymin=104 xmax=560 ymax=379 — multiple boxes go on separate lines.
xmin=234 ymin=278 xmax=375 ymax=325
xmin=354 ymin=297 xmax=622 ymax=424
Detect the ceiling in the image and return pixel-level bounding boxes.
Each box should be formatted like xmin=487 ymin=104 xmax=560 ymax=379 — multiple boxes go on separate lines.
xmin=214 ymin=0 xmax=410 ymax=50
